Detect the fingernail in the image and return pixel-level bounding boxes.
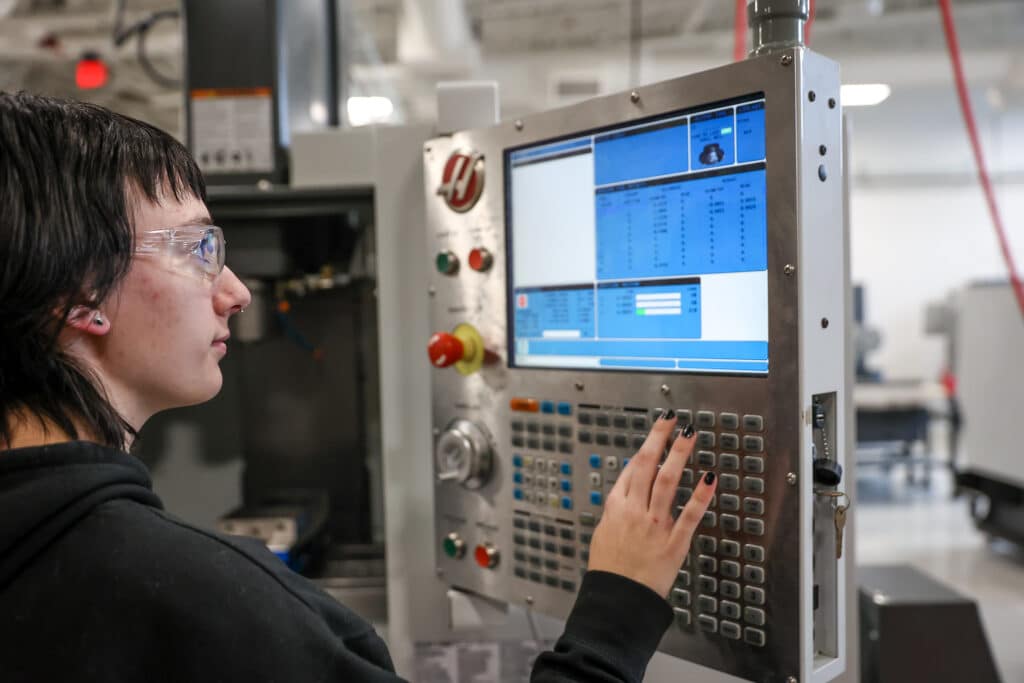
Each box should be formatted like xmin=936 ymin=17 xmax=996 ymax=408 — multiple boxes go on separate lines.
xmin=704 ymin=471 xmax=716 ymax=485
xmin=662 ymin=409 xmax=676 ymax=421
xmin=682 ymin=423 xmax=695 ymax=438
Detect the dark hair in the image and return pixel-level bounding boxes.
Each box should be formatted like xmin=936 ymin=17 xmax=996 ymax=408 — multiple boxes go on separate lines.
xmin=0 ymin=92 xmax=206 ymax=450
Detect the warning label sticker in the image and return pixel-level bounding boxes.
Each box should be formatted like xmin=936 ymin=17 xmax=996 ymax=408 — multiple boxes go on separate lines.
xmin=191 ymin=88 xmax=274 ymax=174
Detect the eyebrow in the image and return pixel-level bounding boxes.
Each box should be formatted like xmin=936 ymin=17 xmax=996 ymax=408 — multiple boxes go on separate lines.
xmin=184 ymin=215 xmax=214 ymax=226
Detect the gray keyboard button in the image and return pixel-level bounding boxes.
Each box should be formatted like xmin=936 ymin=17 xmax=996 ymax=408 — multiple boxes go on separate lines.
xmin=697 ymin=450 xmax=716 ymax=468
xmin=744 ymin=586 xmax=766 ymax=605
xmin=527 ymin=438 xmax=541 ymax=450
xmin=698 ymin=574 xmax=718 ymax=594
xmin=743 ymin=477 xmax=765 ymax=494
xmin=677 ymin=487 xmax=693 ymax=505
xmin=743 ymin=456 xmax=765 ymax=474
xmin=698 ymin=615 xmax=718 ymax=633
xmin=720 ymin=620 xmax=742 ymax=640
xmin=613 ymin=415 xmax=628 ymax=430
xmin=697 ymin=431 xmax=716 ymax=448
xmin=744 ymin=544 xmax=766 ymax=563
xmin=720 ymin=453 xmax=740 ymax=471
xmin=720 ymin=494 xmax=741 ymax=512
xmin=744 ymin=627 xmax=767 ymax=647
xmin=631 ymin=435 xmax=645 ymax=450
xmin=701 ymin=511 xmax=717 ymax=528
xmin=676 ymin=409 xmax=693 ymax=425
xmin=720 ymin=580 xmax=741 ymax=599
xmin=697 ymin=535 xmax=717 ymax=554
xmin=721 ymin=514 xmax=741 ymax=532
xmin=721 ymin=474 xmax=741 ymax=491
xmin=697 ymin=555 xmax=718 ymax=573
xmin=720 ymin=600 xmax=741 ymax=620
xmin=720 ymin=413 xmax=740 ymax=430
xmin=698 ymin=595 xmax=718 ymax=614
xmin=742 ymin=415 xmax=764 ymax=432
xmin=672 ymin=588 xmax=692 ymax=608
xmin=542 ymin=423 xmax=555 ymax=435
xmin=743 ymin=518 xmax=765 ymax=536
xmin=720 ymin=540 xmax=741 ymax=557
xmin=558 ymin=424 xmax=573 ymax=438
xmin=675 ymin=608 xmax=692 ymax=629
xmin=744 ymin=607 xmax=766 ymax=626
xmin=696 ymin=411 xmax=716 ymax=428
xmin=743 ymin=565 xmax=766 ymax=585
xmin=577 ymin=430 xmax=592 ymax=444
xmin=578 ymin=412 xmax=594 ymax=425
xmin=720 ymin=433 xmax=740 ymax=450
xmin=527 ymin=422 xmax=540 ymax=433
xmin=613 ymin=434 xmax=628 ymax=448
xmin=595 ymin=433 xmax=610 ymax=446
xmin=677 ymin=570 xmax=692 ymax=587
xmin=631 ymin=416 xmax=648 ymax=431
xmin=743 ymin=498 xmax=765 ymax=515
xmin=743 ymin=435 xmax=765 ymax=452
xmin=720 ymin=560 xmax=742 ymax=579
xmin=595 ymin=414 xmax=611 ymax=427
xmin=681 ymin=468 xmax=695 ymax=485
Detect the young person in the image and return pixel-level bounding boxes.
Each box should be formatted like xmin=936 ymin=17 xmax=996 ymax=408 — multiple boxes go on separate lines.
xmin=0 ymin=91 xmax=716 ymax=682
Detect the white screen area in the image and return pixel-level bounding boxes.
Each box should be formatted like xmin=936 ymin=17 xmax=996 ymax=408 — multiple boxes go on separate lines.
xmin=510 ymin=152 xmax=595 ymax=288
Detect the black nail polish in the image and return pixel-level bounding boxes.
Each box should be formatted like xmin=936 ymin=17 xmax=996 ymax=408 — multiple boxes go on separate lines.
xmin=704 ymin=471 xmax=716 ymax=485
xmin=662 ymin=409 xmax=676 ymax=421
xmin=682 ymin=423 xmax=695 ymax=438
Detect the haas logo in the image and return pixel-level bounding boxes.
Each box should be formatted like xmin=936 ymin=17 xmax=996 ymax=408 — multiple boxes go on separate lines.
xmin=437 ymin=151 xmax=485 ymax=213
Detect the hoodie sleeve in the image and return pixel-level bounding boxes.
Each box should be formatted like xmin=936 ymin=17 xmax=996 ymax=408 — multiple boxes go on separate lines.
xmin=530 ymin=571 xmax=673 ymax=683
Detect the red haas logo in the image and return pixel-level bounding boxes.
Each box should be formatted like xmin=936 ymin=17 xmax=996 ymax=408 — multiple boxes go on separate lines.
xmin=437 ymin=151 xmax=485 ymax=212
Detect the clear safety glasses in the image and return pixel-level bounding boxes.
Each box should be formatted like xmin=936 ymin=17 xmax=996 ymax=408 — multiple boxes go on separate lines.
xmin=135 ymin=225 xmax=226 ymax=280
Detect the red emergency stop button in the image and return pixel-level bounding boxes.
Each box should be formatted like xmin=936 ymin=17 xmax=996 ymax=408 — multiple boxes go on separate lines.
xmin=428 ymin=332 xmax=465 ymax=368
xmin=474 ymin=543 xmax=500 ymax=569
xmin=468 ymin=247 xmax=493 ymax=272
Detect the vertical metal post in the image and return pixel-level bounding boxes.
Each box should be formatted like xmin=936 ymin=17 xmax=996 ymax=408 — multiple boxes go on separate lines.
xmin=747 ymin=0 xmax=809 ymax=55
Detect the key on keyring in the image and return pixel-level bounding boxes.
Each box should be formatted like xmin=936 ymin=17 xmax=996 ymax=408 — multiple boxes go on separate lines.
xmin=834 ymin=504 xmax=848 ymax=559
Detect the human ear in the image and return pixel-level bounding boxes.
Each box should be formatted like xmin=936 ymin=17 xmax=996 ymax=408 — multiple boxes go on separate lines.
xmin=66 ymin=305 xmax=112 ymax=336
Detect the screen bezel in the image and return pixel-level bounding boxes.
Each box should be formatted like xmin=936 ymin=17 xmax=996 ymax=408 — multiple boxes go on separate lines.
xmin=503 ymin=92 xmax=768 ymax=377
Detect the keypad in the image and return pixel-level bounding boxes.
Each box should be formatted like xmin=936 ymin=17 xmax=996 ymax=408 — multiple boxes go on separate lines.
xmin=512 ymin=403 xmax=771 ymax=644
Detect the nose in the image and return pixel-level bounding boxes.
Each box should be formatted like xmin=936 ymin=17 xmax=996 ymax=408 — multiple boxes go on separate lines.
xmin=214 ymin=266 xmax=252 ymax=316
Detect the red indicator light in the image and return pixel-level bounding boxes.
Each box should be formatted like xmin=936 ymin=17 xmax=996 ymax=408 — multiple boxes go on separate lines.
xmin=76 ymin=54 xmax=109 ymax=90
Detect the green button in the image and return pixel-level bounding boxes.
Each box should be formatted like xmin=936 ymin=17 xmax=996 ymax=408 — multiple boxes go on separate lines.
xmin=443 ymin=536 xmax=458 ymax=557
xmin=436 ymin=251 xmax=458 ymax=275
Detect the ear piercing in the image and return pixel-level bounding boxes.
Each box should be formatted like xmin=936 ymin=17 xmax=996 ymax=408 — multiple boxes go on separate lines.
xmin=93 ymin=315 xmax=104 ymax=327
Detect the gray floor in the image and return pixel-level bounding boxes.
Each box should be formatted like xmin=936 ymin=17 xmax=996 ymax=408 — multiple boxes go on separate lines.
xmin=855 ymin=464 xmax=1024 ymax=682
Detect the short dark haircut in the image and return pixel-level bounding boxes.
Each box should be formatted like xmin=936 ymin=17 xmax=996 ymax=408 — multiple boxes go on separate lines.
xmin=0 ymin=91 xmax=206 ymax=450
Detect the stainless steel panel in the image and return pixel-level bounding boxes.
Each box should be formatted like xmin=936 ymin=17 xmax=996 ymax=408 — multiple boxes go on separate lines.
xmin=424 ymin=49 xmax=843 ymax=683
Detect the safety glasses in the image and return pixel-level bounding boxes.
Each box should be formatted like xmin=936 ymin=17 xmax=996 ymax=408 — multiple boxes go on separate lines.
xmin=135 ymin=225 xmax=226 ymax=280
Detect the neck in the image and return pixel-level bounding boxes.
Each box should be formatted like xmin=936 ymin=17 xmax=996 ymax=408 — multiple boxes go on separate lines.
xmin=2 ymin=412 xmax=104 ymax=450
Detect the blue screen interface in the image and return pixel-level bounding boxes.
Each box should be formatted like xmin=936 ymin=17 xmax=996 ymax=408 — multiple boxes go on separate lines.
xmin=506 ymin=95 xmax=768 ymax=374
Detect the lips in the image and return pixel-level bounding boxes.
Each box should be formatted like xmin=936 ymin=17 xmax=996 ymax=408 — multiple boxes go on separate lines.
xmin=213 ymin=333 xmax=230 ymax=344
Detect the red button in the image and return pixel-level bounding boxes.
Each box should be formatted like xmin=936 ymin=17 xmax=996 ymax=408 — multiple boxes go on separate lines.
xmin=427 ymin=332 xmax=465 ymax=368
xmin=474 ymin=544 xmax=499 ymax=569
xmin=468 ymin=247 xmax=493 ymax=272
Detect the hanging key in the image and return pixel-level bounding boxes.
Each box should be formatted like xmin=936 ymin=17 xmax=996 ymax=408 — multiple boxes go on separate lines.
xmin=834 ymin=502 xmax=848 ymax=560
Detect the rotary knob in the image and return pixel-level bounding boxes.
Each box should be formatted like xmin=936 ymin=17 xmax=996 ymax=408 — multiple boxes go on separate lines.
xmin=435 ymin=418 xmax=493 ymax=489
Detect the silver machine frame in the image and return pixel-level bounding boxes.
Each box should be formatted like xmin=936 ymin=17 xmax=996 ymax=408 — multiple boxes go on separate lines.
xmin=421 ymin=45 xmax=847 ymax=683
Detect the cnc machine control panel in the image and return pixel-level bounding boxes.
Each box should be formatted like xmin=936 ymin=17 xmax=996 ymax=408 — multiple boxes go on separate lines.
xmin=425 ymin=50 xmax=847 ymax=683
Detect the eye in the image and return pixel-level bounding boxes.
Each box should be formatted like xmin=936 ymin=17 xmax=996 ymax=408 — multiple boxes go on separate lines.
xmin=192 ymin=231 xmax=217 ymax=263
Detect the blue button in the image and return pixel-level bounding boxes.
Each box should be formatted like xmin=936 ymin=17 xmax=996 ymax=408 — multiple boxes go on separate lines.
xmin=589 ymin=454 xmax=602 ymax=469
xmin=514 ymin=488 xmax=524 ymax=500
xmin=623 ymin=458 xmax=631 ymax=468
xmin=590 ymin=491 xmax=603 ymax=506
xmin=513 ymin=454 xmax=523 ymax=468
xmin=562 ymin=497 xmax=573 ymax=510
xmin=513 ymin=472 xmax=523 ymax=484
xmin=557 ymin=402 xmax=572 ymax=416
xmin=560 ymin=462 xmax=573 ymax=475
xmin=541 ymin=401 xmax=555 ymax=414
xmin=561 ymin=479 xmax=572 ymax=492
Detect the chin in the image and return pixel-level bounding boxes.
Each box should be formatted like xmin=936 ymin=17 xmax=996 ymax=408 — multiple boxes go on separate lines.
xmin=177 ymin=371 xmax=224 ymax=408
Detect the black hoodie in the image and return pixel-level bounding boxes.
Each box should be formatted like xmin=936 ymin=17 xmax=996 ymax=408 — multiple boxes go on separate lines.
xmin=0 ymin=441 xmax=672 ymax=682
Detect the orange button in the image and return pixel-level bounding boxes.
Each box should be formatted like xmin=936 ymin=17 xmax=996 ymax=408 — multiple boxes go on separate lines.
xmin=509 ymin=398 xmax=539 ymax=412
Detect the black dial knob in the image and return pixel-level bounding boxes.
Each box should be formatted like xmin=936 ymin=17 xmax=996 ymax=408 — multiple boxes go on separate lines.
xmin=813 ymin=459 xmax=843 ymax=487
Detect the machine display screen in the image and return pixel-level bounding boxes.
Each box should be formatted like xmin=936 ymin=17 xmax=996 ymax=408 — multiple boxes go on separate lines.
xmin=505 ymin=94 xmax=769 ymax=374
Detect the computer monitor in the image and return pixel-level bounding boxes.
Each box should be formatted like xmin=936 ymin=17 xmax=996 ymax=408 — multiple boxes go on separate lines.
xmin=506 ymin=95 xmax=768 ymax=375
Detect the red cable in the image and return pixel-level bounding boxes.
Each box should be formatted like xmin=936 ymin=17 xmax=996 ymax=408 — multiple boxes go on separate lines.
xmin=939 ymin=0 xmax=1024 ymax=319
xmin=734 ymin=0 xmax=746 ymax=62
xmin=806 ymin=0 xmax=816 ymax=46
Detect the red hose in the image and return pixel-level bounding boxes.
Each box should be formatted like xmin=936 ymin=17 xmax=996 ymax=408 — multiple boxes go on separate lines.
xmin=939 ymin=0 xmax=1024 ymax=319
xmin=734 ymin=0 xmax=746 ymax=62
xmin=806 ymin=0 xmax=816 ymax=45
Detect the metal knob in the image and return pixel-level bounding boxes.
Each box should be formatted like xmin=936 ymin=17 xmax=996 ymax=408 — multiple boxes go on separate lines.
xmin=435 ymin=419 xmax=493 ymax=489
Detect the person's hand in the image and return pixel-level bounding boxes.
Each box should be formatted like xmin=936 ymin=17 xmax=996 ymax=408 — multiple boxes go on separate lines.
xmin=587 ymin=410 xmax=717 ymax=598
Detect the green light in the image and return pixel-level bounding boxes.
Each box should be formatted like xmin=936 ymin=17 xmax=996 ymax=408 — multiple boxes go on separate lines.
xmin=443 ymin=536 xmax=458 ymax=557
xmin=637 ymin=309 xmax=647 ymax=316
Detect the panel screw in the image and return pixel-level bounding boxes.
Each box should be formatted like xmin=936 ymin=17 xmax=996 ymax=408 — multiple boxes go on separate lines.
xmin=630 ymin=90 xmax=640 ymax=104
xmin=526 ymin=595 xmax=535 ymax=605
xmin=808 ymin=91 xmax=816 ymax=102
xmin=780 ymin=54 xmax=793 ymax=66
xmin=787 ymin=472 xmax=798 ymax=485
xmin=660 ymin=384 xmax=671 ymax=396
xmin=515 ymin=119 xmax=524 ymax=131
xmin=819 ymin=145 xmax=827 ymax=156
xmin=784 ymin=264 xmax=796 ymax=276
xmin=574 ymin=381 xmax=585 ymax=391
xmin=436 ymin=567 xmax=444 ymax=577
xmin=428 ymin=286 xmax=436 ymax=296
xmin=828 ymin=98 xmax=836 ymax=109
xmin=821 ymin=317 xmax=829 ymax=329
